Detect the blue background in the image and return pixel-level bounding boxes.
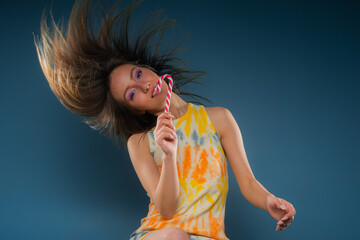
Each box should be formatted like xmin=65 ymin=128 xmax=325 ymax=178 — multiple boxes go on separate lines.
xmin=1 ymin=0 xmax=359 ymax=239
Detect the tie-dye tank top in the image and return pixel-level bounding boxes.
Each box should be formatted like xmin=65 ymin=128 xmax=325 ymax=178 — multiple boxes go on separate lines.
xmin=134 ymin=103 xmax=229 ymax=240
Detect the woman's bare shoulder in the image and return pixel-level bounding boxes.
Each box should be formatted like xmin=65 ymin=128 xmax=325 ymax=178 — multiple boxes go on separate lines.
xmin=127 ymin=132 xmax=150 ymax=152
xmin=127 ymin=131 xmax=160 ymax=202
xmin=205 ymin=106 xmax=230 ymax=141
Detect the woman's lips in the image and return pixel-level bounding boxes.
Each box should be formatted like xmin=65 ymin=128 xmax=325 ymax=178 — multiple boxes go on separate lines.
xmin=152 ymin=83 xmax=158 ymax=98
xmin=152 ymin=81 xmax=162 ymax=98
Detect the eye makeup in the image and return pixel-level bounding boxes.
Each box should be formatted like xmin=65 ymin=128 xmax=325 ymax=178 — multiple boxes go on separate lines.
xmin=135 ymin=69 xmax=142 ymax=80
xmin=128 ymin=89 xmax=135 ymax=101
xmin=127 ymin=68 xmax=142 ymax=101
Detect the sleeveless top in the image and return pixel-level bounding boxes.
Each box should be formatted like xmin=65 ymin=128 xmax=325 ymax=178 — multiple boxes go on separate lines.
xmin=133 ymin=103 xmax=229 ymax=240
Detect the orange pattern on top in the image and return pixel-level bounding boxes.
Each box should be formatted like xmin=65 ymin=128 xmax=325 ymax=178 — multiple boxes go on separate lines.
xmin=191 ymin=149 xmax=208 ymax=184
xmin=134 ymin=103 xmax=229 ymax=240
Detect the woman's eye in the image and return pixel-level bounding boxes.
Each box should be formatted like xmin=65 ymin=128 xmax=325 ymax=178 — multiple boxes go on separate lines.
xmin=129 ymin=89 xmax=135 ymax=100
xmin=136 ymin=69 xmax=142 ymax=80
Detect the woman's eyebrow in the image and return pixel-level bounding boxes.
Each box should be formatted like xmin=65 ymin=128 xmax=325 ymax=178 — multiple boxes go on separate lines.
xmin=130 ymin=66 xmax=136 ymax=79
xmin=123 ymin=66 xmax=137 ymax=102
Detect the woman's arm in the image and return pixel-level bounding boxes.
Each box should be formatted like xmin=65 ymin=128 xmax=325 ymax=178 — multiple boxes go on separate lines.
xmin=127 ymin=133 xmax=179 ymax=219
xmin=154 ymin=153 xmax=179 ymax=218
xmin=212 ymin=107 xmax=271 ymax=210
xmin=209 ymin=107 xmax=295 ymax=230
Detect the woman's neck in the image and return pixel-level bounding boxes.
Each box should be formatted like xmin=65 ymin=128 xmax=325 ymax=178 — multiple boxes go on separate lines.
xmin=168 ymin=93 xmax=188 ymax=120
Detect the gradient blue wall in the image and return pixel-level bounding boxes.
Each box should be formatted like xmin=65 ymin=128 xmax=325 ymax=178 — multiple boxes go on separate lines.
xmin=1 ymin=0 xmax=359 ymax=239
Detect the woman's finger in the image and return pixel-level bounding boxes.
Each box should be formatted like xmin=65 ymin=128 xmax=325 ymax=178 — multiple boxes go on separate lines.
xmin=155 ymin=129 xmax=175 ymax=144
xmin=155 ymin=120 xmax=175 ymax=135
xmin=157 ymin=130 xmax=176 ymax=142
xmin=286 ymin=216 xmax=294 ymax=224
xmin=156 ymin=118 xmax=174 ymax=129
xmin=155 ymin=128 xmax=173 ymax=139
xmin=282 ymin=213 xmax=295 ymax=223
xmin=278 ymin=216 xmax=293 ymax=226
xmin=278 ymin=221 xmax=289 ymax=227
xmin=158 ymin=124 xmax=175 ymax=134
xmin=161 ymin=128 xmax=176 ymax=138
xmin=157 ymin=112 xmax=174 ymax=123
xmin=280 ymin=216 xmax=293 ymax=225
xmin=277 ymin=221 xmax=292 ymax=231
xmin=157 ymin=112 xmax=175 ymax=122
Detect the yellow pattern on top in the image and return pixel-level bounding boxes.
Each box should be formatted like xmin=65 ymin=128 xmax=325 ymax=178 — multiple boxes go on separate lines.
xmin=133 ymin=103 xmax=229 ymax=240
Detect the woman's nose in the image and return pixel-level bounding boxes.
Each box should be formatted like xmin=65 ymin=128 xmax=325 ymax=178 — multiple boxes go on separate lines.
xmin=135 ymin=81 xmax=150 ymax=93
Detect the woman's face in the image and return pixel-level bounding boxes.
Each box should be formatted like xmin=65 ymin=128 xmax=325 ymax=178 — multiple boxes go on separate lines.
xmin=109 ymin=64 xmax=166 ymax=115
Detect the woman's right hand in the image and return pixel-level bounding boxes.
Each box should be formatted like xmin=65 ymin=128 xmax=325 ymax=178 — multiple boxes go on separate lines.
xmin=154 ymin=112 xmax=178 ymax=158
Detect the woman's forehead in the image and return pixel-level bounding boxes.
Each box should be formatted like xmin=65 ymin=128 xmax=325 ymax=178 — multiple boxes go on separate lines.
xmin=111 ymin=64 xmax=134 ymax=77
xmin=109 ymin=64 xmax=134 ymax=101
xmin=110 ymin=64 xmax=135 ymax=85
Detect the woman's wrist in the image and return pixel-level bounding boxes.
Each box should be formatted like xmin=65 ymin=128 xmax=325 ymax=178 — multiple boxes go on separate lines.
xmin=265 ymin=194 xmax=276 ymax=211
xmin=163 ymin=152 xmax=176 ymax=161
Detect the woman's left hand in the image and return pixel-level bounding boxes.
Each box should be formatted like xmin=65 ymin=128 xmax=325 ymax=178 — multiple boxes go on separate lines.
xmin=266 ymin=195 xmax=296 ymax=231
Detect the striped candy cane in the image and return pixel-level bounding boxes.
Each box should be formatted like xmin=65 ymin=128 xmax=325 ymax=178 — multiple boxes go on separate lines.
xmin=157 ymin=74 xmax=173 ymax=113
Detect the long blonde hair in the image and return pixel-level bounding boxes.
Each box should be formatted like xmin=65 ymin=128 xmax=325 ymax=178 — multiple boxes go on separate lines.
xmin=34 ymin=0 xmax=210 ymax=149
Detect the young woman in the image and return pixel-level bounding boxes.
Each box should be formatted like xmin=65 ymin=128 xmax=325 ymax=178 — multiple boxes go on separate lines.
xmin=35 ymin=0 xmax=296 ymax=239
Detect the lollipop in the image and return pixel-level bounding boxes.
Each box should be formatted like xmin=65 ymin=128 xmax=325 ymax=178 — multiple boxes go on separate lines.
xmin=156 ymin=74 xmax=173 ymax=113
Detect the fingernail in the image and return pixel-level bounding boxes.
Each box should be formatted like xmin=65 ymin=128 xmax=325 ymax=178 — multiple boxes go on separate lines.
xmin=283 ymin=216 xmax=288 ymax=221
xmin=280 ymin=205 xmax=286 ymax=210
